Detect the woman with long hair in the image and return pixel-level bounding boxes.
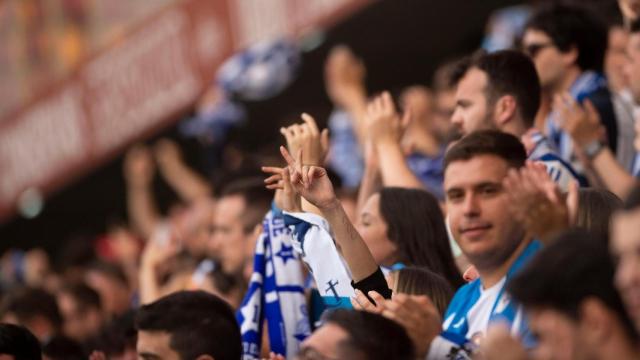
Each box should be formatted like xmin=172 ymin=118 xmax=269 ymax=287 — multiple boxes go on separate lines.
xmin=356 ymin=187 xmax=464 ymax=289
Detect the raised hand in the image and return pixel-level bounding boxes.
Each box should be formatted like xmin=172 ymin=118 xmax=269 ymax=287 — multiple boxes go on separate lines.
xmin=350 ymin=289 xmax=385 ymax=313
xmin=280 ymin=113 xmax=330 ymax=167
xmin=279 ymin=146 xmax=338 ymax=210
xmin=503 ymin=161 xmax=577 ymax=243
xmin=379 ymin=294 xmax=442 ymax=358
xmin=365 ymin=91 xmax=411 ymax=145
xmin=324 ymin=45 xmax=366 ymax=109
xmin=262 ymin=166 xmax=303 ymax=213
xmin=553 ymin=94 xmax=604 ymax=148
xmin=154 ymin=138 xmax=183 ymax=168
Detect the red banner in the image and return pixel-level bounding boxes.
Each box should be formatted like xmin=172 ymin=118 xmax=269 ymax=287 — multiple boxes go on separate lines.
xmin=0 ymin=0 xmax=371 ymax=222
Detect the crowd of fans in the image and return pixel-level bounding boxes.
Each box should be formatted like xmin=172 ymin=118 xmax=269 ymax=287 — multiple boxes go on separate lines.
xmin=3 ymin=0 xmax=640 ymax=359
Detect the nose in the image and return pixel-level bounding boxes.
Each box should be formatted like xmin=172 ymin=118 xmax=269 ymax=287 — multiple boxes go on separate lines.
xmin=462 ymin=193 xmax=480 ymax=217
xmin=450 ymin=108 xmax=463 ymax=129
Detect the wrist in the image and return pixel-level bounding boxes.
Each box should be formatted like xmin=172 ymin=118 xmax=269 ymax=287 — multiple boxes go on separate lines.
xmin=582 ymin=139 xmax=604 ymax=160
xmin=317 ymin=198 xmax=341 ymax=213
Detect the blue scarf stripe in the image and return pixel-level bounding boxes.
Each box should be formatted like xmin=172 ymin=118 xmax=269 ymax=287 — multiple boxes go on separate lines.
xmin=237 ymin=207 xmax=310 ymax=359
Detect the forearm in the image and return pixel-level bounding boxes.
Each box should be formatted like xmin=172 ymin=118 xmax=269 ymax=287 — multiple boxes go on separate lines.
xmin=377 ymin=141 xmax=424 ymax=189
xmin=138 ymin=261 xmax=160 ymax=305
xmin=126 ymin=184 xmax=161 ymax=239
xmin=319 ymin=200 xmax=378 ymax=282
xmin=159 ymin=161 xmax=211 ymax=203
xmin=340 ymin=88 xmax=368 ymax=146
xmin=591 ymin=149 xmax=636 ymax=198
xmin=357 ymin=164 xmax=381 ymax=215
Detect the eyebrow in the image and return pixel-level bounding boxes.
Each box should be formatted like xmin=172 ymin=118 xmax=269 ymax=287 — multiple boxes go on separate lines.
xmin=445 ymin=181 xmax=503 ymax=192
xmin=456 ymin=99 xmax=471 ymax=107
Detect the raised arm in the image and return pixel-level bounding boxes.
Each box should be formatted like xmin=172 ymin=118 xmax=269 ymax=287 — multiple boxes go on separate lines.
xmin=123 ymin=145 xmax=161 ymax=239
xmin=280 ymin=146 xmax=378 ymax=282
xmin=324 ymin=45 xmax=369 ymax=146
xmin=555 ymin=94 xmax=637 ymax=198
xmin=154 ymin=139 xmax=212 ymax=203
xmin=366 ymin=92 xmax=424 ymax=189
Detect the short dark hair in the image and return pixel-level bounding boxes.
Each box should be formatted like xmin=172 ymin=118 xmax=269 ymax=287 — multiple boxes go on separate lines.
xmin=444 ymin=130 xmax=527 ymax=171
xmin=218 ymin=177 xmax=273 ymax=233
xmin=0 ymin=287 xmax=63 ymax=332
xmin=42 ymin=335 xmax=86 ymax=360
xmin=526 ymin=4 xmax=608 ymax=72
xmin=135 ymin=291 xmax=241 ymax=360
xmin=59 ymin=283 xmax=102 ymax=314
xmin=507 ymin=229 xmax=638 ymax=341
xmin=0 ymin=324 xmax=41 ymax=360
xmin=576 ymin=189 xmax=623 ymax=242
xmin=322 ymin=309 xmax=415 ymax=360
xmin=451 ymin=50 xmax=541 ymax=127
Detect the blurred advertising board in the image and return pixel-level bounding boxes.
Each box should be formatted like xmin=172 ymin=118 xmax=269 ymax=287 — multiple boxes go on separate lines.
xmin=0 ymin=0 xmax=371 ymax=222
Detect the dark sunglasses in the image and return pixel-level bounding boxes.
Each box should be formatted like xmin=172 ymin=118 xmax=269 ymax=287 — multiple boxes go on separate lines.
xmin=522 ymin=43 xmax=554 ymax=58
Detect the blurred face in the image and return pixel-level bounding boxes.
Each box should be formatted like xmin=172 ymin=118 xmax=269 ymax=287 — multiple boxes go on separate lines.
xmin=606 ymin=26 xmax=630 ymax=93
xmin=174 ymin=199 xmax=214 ymax=258
xmin=522 ymin=29 xmax=570 ymax=92
xmin=297 ymin=323 xmax=350 ymax=360
xmin=624 ymin=33 xmax=640 ymax=104
xmin=137 ymin=331 xmax=181 ymax=360
xmin=433 ymin=89 xmax=456 ymax=138
xmin=528 ymin=308 xmax=583 ymax=360
xmin=451 ymin=68 xmax=494 ymax=136
xmin=356 ymin=194 xmax=398 ymax=267
xmin=209 ymin=195 xmax=251 ymax=276
xmin=444 ymin=155 xmax=525 ymax=271
xmin=401 ymin=86 xmax=433 ymax=128
xmin=84 ymin=272 xmax=130 ymax=317
xmin=57 ymin=292 xmax=103 ymax=342
xmin=611 ymin=208 xmax=640 ymax=331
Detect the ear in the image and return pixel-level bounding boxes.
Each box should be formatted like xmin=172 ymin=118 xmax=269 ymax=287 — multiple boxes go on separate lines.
xmin=195 ymin=355 xmax=214 ymax=360
xmin=494 ymin=95 xmax=517 ymax=127
xmin=579 ymin=297 xmax=612 ymax=345
xmin=562 ymin=45 xmax=579 ymax=67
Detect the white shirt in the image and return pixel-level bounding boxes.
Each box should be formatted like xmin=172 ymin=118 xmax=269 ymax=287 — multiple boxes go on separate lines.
xmin=465 ymin=277 xmax=506 ymax=341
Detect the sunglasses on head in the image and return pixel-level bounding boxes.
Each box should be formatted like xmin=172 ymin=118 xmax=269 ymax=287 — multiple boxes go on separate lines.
xmin=522 ymin=43 xmax=554 ymax=58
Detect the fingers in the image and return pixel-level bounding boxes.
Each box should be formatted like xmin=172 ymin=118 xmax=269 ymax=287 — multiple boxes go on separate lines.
xmin=302 ymin=165 xmax=310 ymax=188
xmin=301 ymin=113 xmax=319 ymax=135
xmin=381 ymin=91 xmax=396 ymax=114
xmin=296 ymin=148 xmax=303 ymax=174
xmin=320 ymin=128 xmax=330 ymax=154
xmin=282 ymin=166 xmax=293 ymax=191
xmin=261 ymin=166 xmax=284 ymax=175
xmin=367 ymin=290 xmax=386 ymax=306
xmin=351 ymin=289 xmax=383 ymax=313
xmin=280 ymin=146 xmax=296 ymax=167
xmin=264 ymin=174 xmax=282 ymax=184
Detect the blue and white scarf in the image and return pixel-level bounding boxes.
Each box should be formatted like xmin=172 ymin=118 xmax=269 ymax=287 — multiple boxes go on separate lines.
xmin=528 ymin=129 xmax=586 ymax=189
xmin=283 ymin=211 xmax=356 ymax=309
xmin=237 ymin=206 xmax=310 ymax=359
